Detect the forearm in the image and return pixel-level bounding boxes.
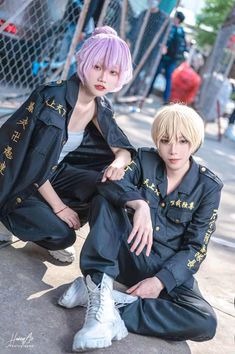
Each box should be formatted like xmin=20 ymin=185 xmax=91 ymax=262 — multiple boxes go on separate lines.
xmin=126 ymin=199 xmax=149 ymax=210
xmin=112 ymin=148 xmax=131 ymax=168
xmin=38 ymin=180 xmax=65 ymax=212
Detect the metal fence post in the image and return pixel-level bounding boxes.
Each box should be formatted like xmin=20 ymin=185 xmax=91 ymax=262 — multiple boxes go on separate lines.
xmin=61 ymin=0 xmax=91 ymax=81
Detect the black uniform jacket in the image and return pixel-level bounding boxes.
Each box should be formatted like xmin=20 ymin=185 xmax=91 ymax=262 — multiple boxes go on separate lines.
xmin=0 ymin=74 xmax=135 ymax=217
xmin=98 ymin=148 xmax=223 ymax=293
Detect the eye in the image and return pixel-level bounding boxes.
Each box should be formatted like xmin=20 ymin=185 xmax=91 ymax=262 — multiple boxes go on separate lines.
xmin=160 ymin=138 xmax=169 ymax=144
xmin=179 ymin=138 xmax=189 ymax=144
xmin=110 ymin=70 xmax=119 ymax=76
xmin=94 ymin=64 xmax=101 ymax=70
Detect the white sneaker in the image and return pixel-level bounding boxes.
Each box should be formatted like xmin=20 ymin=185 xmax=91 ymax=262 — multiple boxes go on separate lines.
xmin=48 ymin=246 xmax=75 ymax=263
xmin=72 ymin=274 xmax=128 ymax=352
xmin=58 ymin=276 xmax=138 ymax=308
xmin=0 ymin=222 xmax=13 ymax=242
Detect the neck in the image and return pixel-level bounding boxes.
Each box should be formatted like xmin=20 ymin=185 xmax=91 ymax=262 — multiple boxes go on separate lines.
xmin=77 ymin=83 xmax=96 ymax=106
xmin=166 ymin=160 xmax=190 ymax=181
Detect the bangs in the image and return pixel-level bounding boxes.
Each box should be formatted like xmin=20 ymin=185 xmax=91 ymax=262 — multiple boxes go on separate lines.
xmin=151 ymin=104 xmax=204 ymax=152
xmin=158 ymin=111 xmax=194 ymax=144
xmin=76 ymin=35 xmax=132 ymax=91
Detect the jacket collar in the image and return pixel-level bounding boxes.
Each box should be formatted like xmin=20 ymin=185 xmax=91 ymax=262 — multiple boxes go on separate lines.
xmin=65 ymin=73 xmax=112 ymax=117
xmin=65 ymin=73 xmax=80 ymax=108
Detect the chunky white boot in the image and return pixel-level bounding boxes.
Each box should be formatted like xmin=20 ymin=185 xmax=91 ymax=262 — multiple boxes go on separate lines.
xmin=58 ymin=276 xmax=138 ymax=309
xmin=0 ymin=222 xmax=13 ymax=242
xmin=72 ymin=274 xmax=128 ymax=352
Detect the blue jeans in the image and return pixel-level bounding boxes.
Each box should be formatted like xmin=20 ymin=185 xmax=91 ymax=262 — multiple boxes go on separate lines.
xmin=148 ymin=56 xmax=177 ymax=103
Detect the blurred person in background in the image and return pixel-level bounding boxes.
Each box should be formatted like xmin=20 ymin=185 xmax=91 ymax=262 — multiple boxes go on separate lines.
xmin=147 ymin=10 xmax=187 ymax=103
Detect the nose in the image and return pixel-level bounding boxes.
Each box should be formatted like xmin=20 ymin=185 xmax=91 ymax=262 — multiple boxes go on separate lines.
xmin=98 ymin=69 xmax=107 ymax=83
xmin=169 ymin=143 xmax=177 ymax=155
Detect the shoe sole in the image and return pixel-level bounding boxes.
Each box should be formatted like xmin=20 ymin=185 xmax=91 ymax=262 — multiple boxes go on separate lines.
xmin=49 ymin=250 xmax=75 ymax=263
xmin=72 ymin=320 xmax=128 ymax=352
xmin=0 ymin=235 xmax=13 ymax=242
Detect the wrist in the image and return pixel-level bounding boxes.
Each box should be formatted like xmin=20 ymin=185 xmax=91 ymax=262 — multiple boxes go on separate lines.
xmin=127 ymin=200 xmax=149 ymax=210
xmin=155 ymin=276 xmax=165 ymax=290
xmin=52 ymin=203 xmax=67 ymax=213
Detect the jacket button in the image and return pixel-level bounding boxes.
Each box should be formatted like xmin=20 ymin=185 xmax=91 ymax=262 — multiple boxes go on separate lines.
xmin=146 ymin=200 xmax=150 ymax=204
xmin=34 ymin=183 xmax=39 ymax=188
xmin=161 ymin=202 xmax=165 ymax=208
xmin=175 ymin=219 xmax=180 ymax=223
xmin=16 ymin=197 xmax=22 ymax=204
xmin=51 ymin=165 xmax=57 ymax=171
xmin=62 ymin=140 xmax=66 ymax=145
xmin=155 ymin=226 xmax=160 ymax=231
xmin=201 ymin=167 xmax=206 ymax=172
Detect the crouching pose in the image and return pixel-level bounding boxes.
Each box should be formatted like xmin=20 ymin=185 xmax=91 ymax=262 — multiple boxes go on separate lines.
xmin=0 ymin=26 xmax=135 ymax=262
xmin=59 ymin=104 xmax=223 ymax=351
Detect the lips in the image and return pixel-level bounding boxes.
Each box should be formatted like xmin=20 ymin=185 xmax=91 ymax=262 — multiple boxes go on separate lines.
xmin=94 ymin=85 xmax=106 ymax=91
xmin=169 ymin=159 xmax=180 ymax=164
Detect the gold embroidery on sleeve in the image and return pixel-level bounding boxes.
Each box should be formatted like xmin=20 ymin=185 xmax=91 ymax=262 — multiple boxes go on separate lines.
xmin=11 ymin=131 xmax=21 ymax=143
xmin=3 ymin=146 xmax=13 ymax=160
xmin=26 ymin=101 xmax=35 ymax=113
xmin=17 ymin=117 xmax=29 ymax=130
xmin=0 ymin=161 xmax=6 ymax=176
xmin=187 ymin=209 xmax=218 ymax=270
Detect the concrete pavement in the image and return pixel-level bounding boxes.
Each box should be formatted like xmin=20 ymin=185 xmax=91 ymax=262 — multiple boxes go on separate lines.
xmin=0 ymin=97 xmax=234 ymax=354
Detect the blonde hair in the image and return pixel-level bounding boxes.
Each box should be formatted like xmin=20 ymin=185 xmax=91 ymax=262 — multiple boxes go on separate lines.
xmin=151 ymin=104 xmax=204 ymax=153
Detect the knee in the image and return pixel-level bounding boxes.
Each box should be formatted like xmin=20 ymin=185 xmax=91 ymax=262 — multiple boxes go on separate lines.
xmin=45 ymin=228 xmax=76 ymax=250
xmin=193 ymin=312 xmax=217 ymax=341
xmin=91 ymin=195 xmax=110 ymax=210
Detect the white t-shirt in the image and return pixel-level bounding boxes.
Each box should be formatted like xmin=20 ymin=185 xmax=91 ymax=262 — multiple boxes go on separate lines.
xmin=58 ymin=130 xmax=84 ymax=164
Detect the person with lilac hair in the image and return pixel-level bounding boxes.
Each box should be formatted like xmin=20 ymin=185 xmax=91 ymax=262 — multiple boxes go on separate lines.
xmin=0 ymin=26 xmax=135 ymax=264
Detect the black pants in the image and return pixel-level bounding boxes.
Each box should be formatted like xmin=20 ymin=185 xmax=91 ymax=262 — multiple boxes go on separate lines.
xmin=1 ymin=163 xmax=99 ymax=250
xmin=80 ymin=195 xmax=217 ymax=341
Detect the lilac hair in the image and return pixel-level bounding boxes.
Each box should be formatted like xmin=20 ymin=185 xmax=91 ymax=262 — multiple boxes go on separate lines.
xmin=76 ymin=26 xmax=133 ymax=92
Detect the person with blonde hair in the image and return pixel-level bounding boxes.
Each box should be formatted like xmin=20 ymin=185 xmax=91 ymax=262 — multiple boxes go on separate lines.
xmin=59 ymin=103 xmax=223 ymax=351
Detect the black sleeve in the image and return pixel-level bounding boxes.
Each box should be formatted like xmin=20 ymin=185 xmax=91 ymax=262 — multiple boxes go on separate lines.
xmin=97 ymin=157 xmax=145 ymax=207
xmin=156 ymin=184 xmax=222 ymax=293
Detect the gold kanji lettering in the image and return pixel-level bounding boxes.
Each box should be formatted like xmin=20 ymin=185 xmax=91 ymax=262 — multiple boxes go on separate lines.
xmin=11 ymin=131 xmax=21 ymax=143
xmin=26 ymin=101 xmax=35 ymax=113
xmin=143 ymin=178 xmax=149 ymax=187
xmin=176 ymin=199 xmax=181 ymax=207
xmin=182 ymin=201 xmax=188 ymax=209
xmin=195 ymin=252 xmax=204 ymax=262
xmin=46 ymin=99 xmax=56 ymax=109
xmin=17 ymin=117 xmax=29 ymax=130
xmin=149 ymin=183 xmax=155 ymax=191
xmin=56 ymin=104 xmax=66 ymax=117
xmin=155 ymin=187 xmax=160 ymax=196
xmin=187 ymin=259 xmax=196 ymax=269
xmin=170 ymin=200 xmax=175 ymax=206
xmin=3 ymin=146 xmax=13 ymax=160
xmin=0 ymin=161 xmax=6 ymax=176
xmin=200 ymin=245 xmax=207 ymax=254
xmin=188 ymin=202 xmax=194 ymax=210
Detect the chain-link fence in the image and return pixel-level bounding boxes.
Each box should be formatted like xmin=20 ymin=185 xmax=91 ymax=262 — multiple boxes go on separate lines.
xmin=0 ymin=0 xmax=178 ymax=105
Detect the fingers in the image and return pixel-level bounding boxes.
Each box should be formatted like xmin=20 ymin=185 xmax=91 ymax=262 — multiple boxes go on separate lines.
xmin=126 ymin=282 xmax=140 ymax=294
xmin=127 ymin=222 xmax=153 ymax=256
xmin=102 ymin=166 xmax=125 ymax=182
xmin=56 ymin=208 xmax=81 ymax=229
xmin=145 ymin=232 xmax=153 ymax=257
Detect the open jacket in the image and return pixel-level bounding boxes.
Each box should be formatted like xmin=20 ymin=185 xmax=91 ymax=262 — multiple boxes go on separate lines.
xmin=98 ymin=148 xmax=223 ymax=293
xmin=0 ymin=74 xmax=135 ymax=217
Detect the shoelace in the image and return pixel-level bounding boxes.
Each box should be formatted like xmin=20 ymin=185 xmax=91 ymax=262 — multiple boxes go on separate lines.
xmin=85 ymin=283 xmax=102 ymax=323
